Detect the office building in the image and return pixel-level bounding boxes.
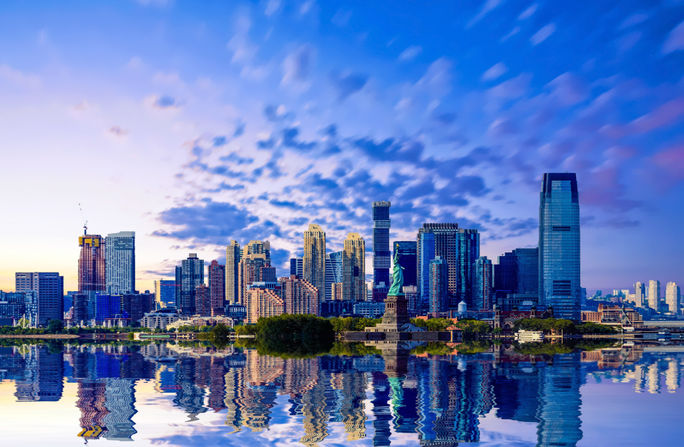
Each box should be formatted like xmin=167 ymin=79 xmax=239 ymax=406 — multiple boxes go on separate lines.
xmin=0 ymin=291 xmax=26 ymax=325
xmin=238 ymin=240 xmax=271 ymax=305
xmin=372 ymin=201 xmax=391 ymax=301
xmin=283 ymin=276 xmax=319 ymax=316
xmin=105 ymin=231 xmax=135 ymax=295
xmin=154 ymin=279 xmax=176 ymax=309
xmin=473 ymin=257 xmax=493 ymax=311
xmin=93 ymin=294 xmax=122 ymax=324
xmin=195 ymin=284 xmax=211 ymax=316
xmin=457 ymin=228 xmax=480 ymax=308
xmin=226 ymin=240 xmax=241 ymax=305
xmin=417 ymin=230 xmax=435 ymax=311
xmin=648 ymin=280 xmax=660 ymax=311
xmin=208 ymin=260 xmax=226 ymax=316
xmin=121 ymin=292 xmax=155 ymax=324
xmin=303 ymin=224 xmax=326 ymax=303
xmin=15 ymin=272 xmax=64 ymax=326
xmin=331 ymin=282 xmax=344 ymax=301
xmin=176 ymin=253 xmax=204 ymax=315
xmin=429 ymin=256 xmax=448 ymax=315
xmin=634 ymin=281 xmax=645 ymax=308
xmin=393 ymin=241 xmax=417 ymax=287
xmin=78 ymin=234 xmax=105 ymax=294
xmin=665 ymin=282 xmax=680 ymax=315
xmin=539 ymin=173 xmax=581 ymax=321
xmin=343 ymin=233 xmax=365 ymax=302
xmin=494 ymin=248 xmax=539 ymax=310
xmin=325 ymin=251 xmax=343 ymax=301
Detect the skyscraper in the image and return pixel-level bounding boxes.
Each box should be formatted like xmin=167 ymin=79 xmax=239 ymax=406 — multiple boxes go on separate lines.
xmin=195 ymin=284 xmax=211 ymax=316
xmin=154 ymin=279 xmax=176 ymax=309
xmin=393 ymin=241 xmax=417 ymax=287
xmin=78 ymin=234 xmax=105 ymax=294
xmin=303 ymin=224 xmax=326 ymax=303
xmin=429 ymin=256 xmax=448 ymax=315
xmin=417 ymin=230 xmax=435 ymax=312
xmin=15 ymin=272 xmax=64 ymax=326
xmin=494 ymin=248 xmax=538 ymax=311
xmin=648 ymin=280 xmax=660 ymax=311
xmin=290 ymin=257 xmax=303 ymax=278
xmin=225 ymin=240 xmax=241 ymax=305
xmin=665 ymin=282 xmax=680 ymax=315
xmin=372 ymin=201 xmax=391 ymax=302
xmin=105 ymin=231 xmax=135 ymax=295
xmin=473 ymin=257 xmax=493 ymax=311
xmin=176 ymin=253 xmax=204 ymax=315
xmin=208 ymin=260 xmax=226 ymax=316
xmin=325 ymin=251 xmax=343 ymax=301
xmin=457 ymin=228 xmax=480 ymax=309
xmin=634 ymin=281 xmax=646 ymax=308
xmin=238 ymin=240 xmax=272 ymax=305
xmin=539 ymin=173 xmax=581 ymax=321
xmin=343 ymin=233 xmax=365 ymax=302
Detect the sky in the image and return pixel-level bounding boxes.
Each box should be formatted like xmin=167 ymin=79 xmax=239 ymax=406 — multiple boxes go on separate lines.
xmin=0 ymin=0 xmax=683 ymax=293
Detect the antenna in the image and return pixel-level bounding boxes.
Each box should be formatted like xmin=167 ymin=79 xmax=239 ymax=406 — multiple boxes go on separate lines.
xmin=78 ymin=202 xmax=88 ymax=235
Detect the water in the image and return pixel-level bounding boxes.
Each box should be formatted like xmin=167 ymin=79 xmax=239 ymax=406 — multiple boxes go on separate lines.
xmin=0 ymin=341 xmax=682 ymax=446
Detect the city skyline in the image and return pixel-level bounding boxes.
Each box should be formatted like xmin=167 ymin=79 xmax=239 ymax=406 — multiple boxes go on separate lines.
xmin=1 ymin=1 xmax=683 ymax=293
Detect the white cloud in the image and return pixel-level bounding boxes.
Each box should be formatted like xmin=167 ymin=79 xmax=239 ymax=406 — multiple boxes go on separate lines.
xmin=662 ymin=20 xmax=684 ymax=54
xmin=264 ymin=0 xmax=281 ymax=16
xmin=530 ymin=23 xmax=556 ymax=45
xmin=398 ymin=45 xmax=422 ymax=62
xmin=0 ymin=64 xmax=41 ymax=88
xmin=518 ymin=4 xmax=537 ymax=20
xmin=468 ymin=0 xmax=501 ymax=28
xmin=481 ymin=62 xmax=508 ymax=81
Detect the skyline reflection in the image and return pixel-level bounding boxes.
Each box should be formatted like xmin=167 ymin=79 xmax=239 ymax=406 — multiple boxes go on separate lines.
xmin=0 ymin=342 xmax=682 ymax=446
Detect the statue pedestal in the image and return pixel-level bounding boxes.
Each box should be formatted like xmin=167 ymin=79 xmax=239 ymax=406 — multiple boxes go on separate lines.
xmin=366 ymin=294 xmax=414 ymax=333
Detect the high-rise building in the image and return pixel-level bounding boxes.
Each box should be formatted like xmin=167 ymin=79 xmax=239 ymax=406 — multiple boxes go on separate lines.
xmin=343 ymin=233 xmax=365 ymax=302
xmin=176 ymin=253 xmax=204 ymax=315
xmin=494 ymin=248 xmax=538 ymax=311
xmin=648 ymin=280 xmax=661 ymax=311
xmin=429 ymin=256 xmax=448 ymax=315
xmin=393 ymin=241 xmax=417 ymax=287
xmin=665 ymin=282 xmax=680 ymax=315
xmin=539 ymin=173 xmax=581 ymax=321
xmin=0 ymin=291 xmax=26 ymax=325
xmin=331 ymin=282 xmax=344 ymax=301
xmin=15 ymin=272 xmax=64 ymax=326
xmin=325 ymin=251 xmax=343 ymax=301
xmin=121 ymin=292 xmax=155 ymax=324
xmin=634 ymin=281 xmax=646 ymax=308
xmin=290 ymin=257 xmax=303 ymax=278
xmin=195 ymin=284 xmax=211 ymax=316
xmin=208 ymin=261 xmax=226 ymax=316
xmin=238 ymin=240 xmax=271 ymax=305
xmin=303 ymin=224 xmax=326 ymax=303
xmin=283 ymin=276 xmax=319 ymax=316
xmin=78 ymin=234 xmax=105 ymax=294
xmin=105 ymin=231 xmax=135 ymax=295
xmin=457 ymin=229 xmax=480 ymax=309
xmin=417 ymin=230 xmax=435 ymax=312
xmin=372 ymin=201 xmax=391 ymax=302
xmin=226 ymin=240 xmax=241 ymax=305
xmin=154 ymin=279 xmax=176 ymax=309
xmin=473 ymin=257 xmax=493 ymax=311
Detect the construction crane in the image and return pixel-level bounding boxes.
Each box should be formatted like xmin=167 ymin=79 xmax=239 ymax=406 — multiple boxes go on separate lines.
xmin=78 ymin=202 xmax=88 ymax=235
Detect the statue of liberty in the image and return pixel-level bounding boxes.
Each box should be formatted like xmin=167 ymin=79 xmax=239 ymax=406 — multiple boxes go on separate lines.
xmin=388 ymin=250 xmax=404 ymax=296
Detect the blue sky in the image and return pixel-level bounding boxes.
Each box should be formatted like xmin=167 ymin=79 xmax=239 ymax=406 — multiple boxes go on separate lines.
xmin=0 ymin=0 xmax=683 ymax=292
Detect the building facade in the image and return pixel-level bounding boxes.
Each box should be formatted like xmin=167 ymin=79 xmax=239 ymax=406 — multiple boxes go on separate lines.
xmin=78 ymin=234 xmax=106 ymax=294
xmin=634 ymin=281 xmax=646 ymax=308
xmin=15 ymin=272 xmax=64 ymax=326
xmin=154 ymin=279 xmax=176 ymax=309
xmin=195 ymin=284 xmax=211 ymax=316
xmin=473 ymin=257 xmax=493 ymax=311
xmin=539 ymin=173 xmax=581 ymax=321
xmin=208 ymin=260 xmax=226 ymax=316
xmin=648 ymin=280 xmax=661 ymax=311
xmin=176 ymin=253 xmax=204 ymax=315
xmin=393 ymin=241 xmax=417 ymax=287
xmin=429 ymin=256 xmax=448 ymax=315
xmin=238 ymin=240 xmax=271 ymax=305
xmin=104 ymin=231 xmax=135 ymax=295
xmin=372 ymin=201 xmax=391 ymax=302
xmin=283 ymin=276 xmax=319 ymax=316
xmin=343 ymin=233 xmax=366 ymax=302
xmin=324 ymin=251 xmax=343 ymax=301
xmin=457 ymin=228 xmax=480 ymax=308
xmin=665 ymin=282 xmax=680 ymax=314
xmin=303 ymin=224 xmax=326 ymax=303
xmin=226 ymin=240 xmax=241 ymax=305
xmin=246 ymin=288 xmax=284 ymax=324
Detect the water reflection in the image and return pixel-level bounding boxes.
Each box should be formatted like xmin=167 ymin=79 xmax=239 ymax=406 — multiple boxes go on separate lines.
xmin=0 ymin=341 xmax=682 ymax=446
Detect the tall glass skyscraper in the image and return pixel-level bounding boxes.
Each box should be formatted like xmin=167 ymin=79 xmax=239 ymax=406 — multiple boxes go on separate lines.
xmin=303 ymin=224 xmax=326 ymax=302
xmin=539 ymin=173 xmax=580 ymax=321
xmin=372 ymin=201 xmax=391 ymax=301
xmin=105 ymin=231 xmax=135 ymax=295
xmin=175 ymin=253 xmax=204 ymax=315
xmin=393 ymin=241 xmax=417 ymax=287
xmin=324 ymin=251 xmax=343 ymax=301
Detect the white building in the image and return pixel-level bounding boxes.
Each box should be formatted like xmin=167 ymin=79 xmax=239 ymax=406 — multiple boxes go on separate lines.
xmin=139 ymin=309 xmax=179 ymax=330
xmin=648 ymin=280 xmax=660 ymax=311
xmin=665 ymin=282 xmax=680 ymax=315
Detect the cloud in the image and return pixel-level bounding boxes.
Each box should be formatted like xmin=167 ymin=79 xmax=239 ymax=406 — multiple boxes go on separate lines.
xmin=649 ymin=143 xmax=684 ymax=188
xmin=0 ymin=64 xmax=41 ymax=88
xmin=547 ymin=72 xmax=589 ymax=105
xmin=481 ymin=62 xmax=507 ymax=81
xmin=468 ymin=0 xmax=501 ymax=28
xmin=398 ymin=45 xmax=422 ymax=62
xmin=282 ymin=127 xmax=317 ymax=151
xmin=487 ymin=73 xmax=531 ymax=100
xmin=630 ymin=98 xmax=684 ymax=134
xmin=108 ymin=126 xmax=128 ymax=137
xmin=148 ymin=94 xmax=180 ymax=110
xmin=330 ymin=71 xmax=368 ymax=100
xmin=264 ymin=0 xmax=281 ymax=16
xmin=331 ymin=9 xmax=352 ymax=27
xmin=662 ymin=20 xmax=684 ymax=54
xmin=619 ymin=12 xmax=649 ymax=30
xmin=282 ymin=45 xmax=313 ymax=87
xmin=530 ymin=23 xmax=556 ymax=45
xmin=518 ymin=4 xmax=537 ymax=20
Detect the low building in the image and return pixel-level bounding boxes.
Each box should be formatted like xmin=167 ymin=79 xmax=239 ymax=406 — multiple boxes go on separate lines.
xmin=140 ymin=309 xmax=180 ymax=330
xmin=581 ymin=304 xmax=643 ymax=328
xmin=353 ymin=301 xmax=385 ymax=319
xmin=167 ymin=315 xmax=235 ymax=330
xmin=515 ymin=330 xmax=544 ymax=343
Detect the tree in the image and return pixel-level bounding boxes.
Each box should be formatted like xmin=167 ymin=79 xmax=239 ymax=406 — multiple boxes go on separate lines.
xmin=46 ymin=319 xmax=64 ymax=333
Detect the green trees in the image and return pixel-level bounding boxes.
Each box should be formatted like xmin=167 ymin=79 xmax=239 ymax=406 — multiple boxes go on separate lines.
xmin=455 ymin=319 xmax=492 ymax=338
xmin=46 ymin=319 xmax=64 ymax=333
xmin=410 ymin=318 xmax=453 ymax=331
xmin=328 ymin=317 xmax=381 ymax=333
xmin=255 ymin=315 xmax=334 ymax=355
xmin=514 ymin=318 xmax=617 ymax=335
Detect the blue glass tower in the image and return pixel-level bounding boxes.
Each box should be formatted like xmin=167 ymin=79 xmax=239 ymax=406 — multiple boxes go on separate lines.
xmin=539 ymin=173 xmax=580 ymax=321
xmin=393 ymin=241 xmax=417 ymax=287
xmin=372 ymin=201 xmax=391 ymax=301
